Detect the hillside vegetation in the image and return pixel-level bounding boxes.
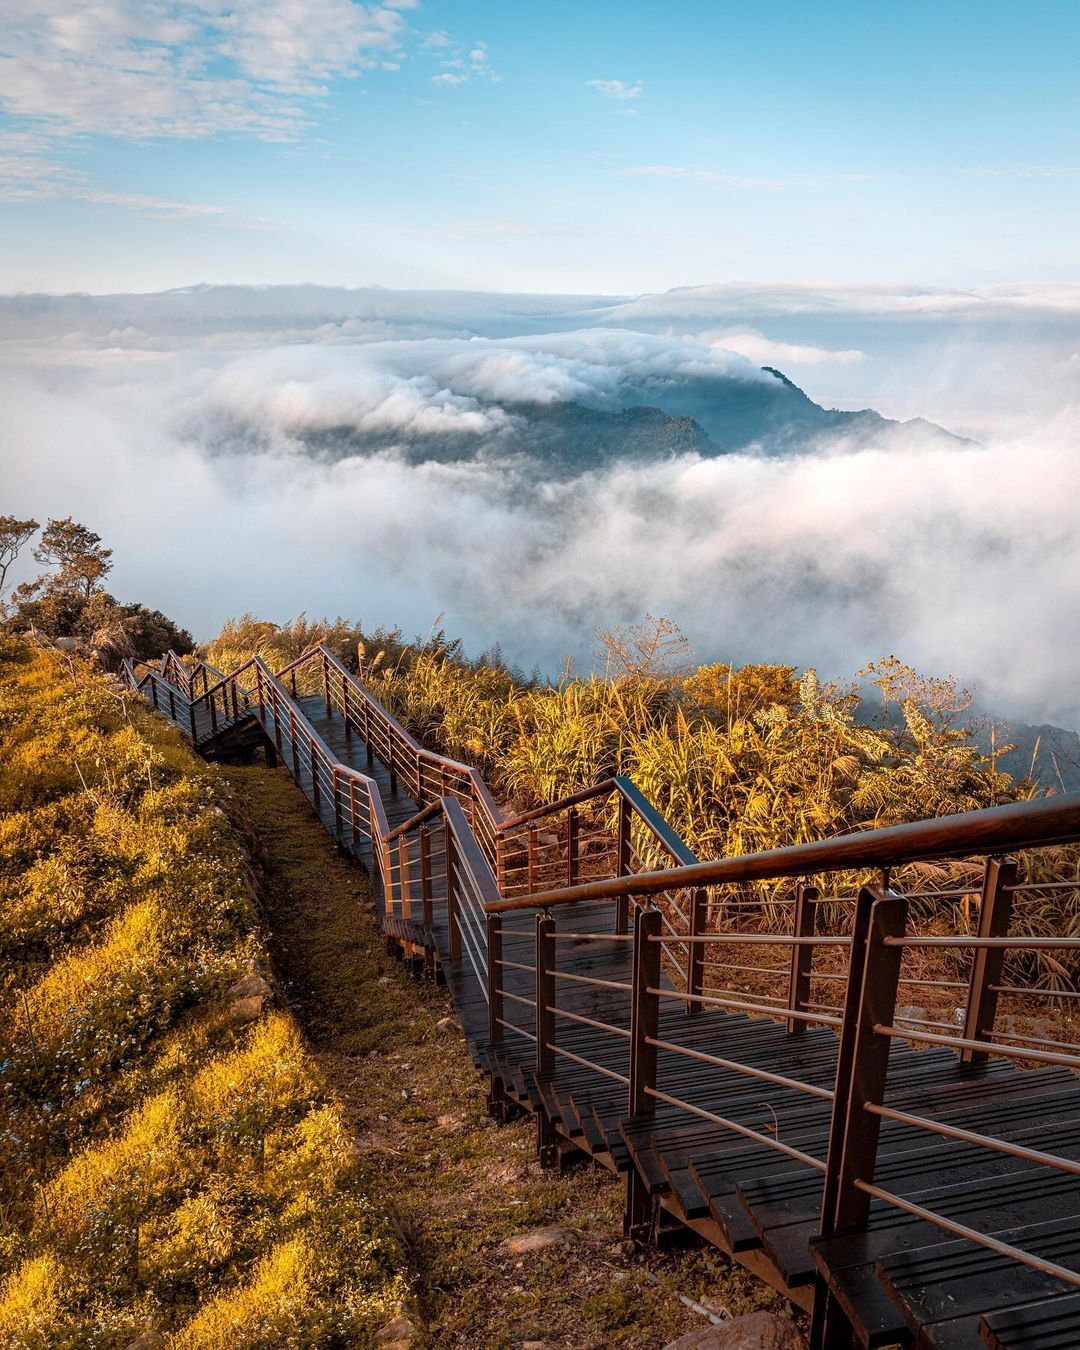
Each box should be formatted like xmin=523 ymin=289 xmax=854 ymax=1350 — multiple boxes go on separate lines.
xmin=0 ymin=639 xmax=405 ymax=1346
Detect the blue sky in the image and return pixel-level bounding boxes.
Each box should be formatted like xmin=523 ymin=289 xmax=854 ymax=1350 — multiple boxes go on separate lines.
xmin=2 ymin=0 xmax=1079 ymax=293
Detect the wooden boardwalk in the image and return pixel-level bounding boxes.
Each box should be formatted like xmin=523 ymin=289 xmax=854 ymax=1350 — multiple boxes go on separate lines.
xmin=124 ymin=648 xmax=1080 ymax=1349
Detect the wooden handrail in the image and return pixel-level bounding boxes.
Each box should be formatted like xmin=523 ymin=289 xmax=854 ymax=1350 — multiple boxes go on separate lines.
xmin=487 ymin=793 xmax=1080 ymax=913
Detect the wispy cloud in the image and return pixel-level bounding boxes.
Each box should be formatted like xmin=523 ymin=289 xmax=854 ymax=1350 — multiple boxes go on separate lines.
xmin=428 ymin=34 xmax=500 ymax=86
xmin=586 ymin=79 xmax=643 ymax=101
xmin=623 ymin=165 xmax=826 ymax=189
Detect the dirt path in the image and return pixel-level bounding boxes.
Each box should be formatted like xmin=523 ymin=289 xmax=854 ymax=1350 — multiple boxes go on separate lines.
xmin=223 ymin=761 xmax=791 ymax=1348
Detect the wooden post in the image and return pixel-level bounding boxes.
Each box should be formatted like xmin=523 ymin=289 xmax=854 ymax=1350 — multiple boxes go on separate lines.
xmin=821 ymin=886 xmax=907 ymax=1236
xmin=168 ymin=687 xmax=176 ymax=720
xmin=961 ymin=857 xmax=1018 ymax=1062
xmin=535 ymin=911 xmax=558 ymax=1167
xmin=363 ymin=702 xmax=373 ymax=763
xmin=188 ymin=703 xmax=197 ymax=743
xmin=398 ymin=836 xmax=411 ymax=922
xmin=289 ymin=706 xmax=300 ymax=777
xmin=150 ymin=680 xmax=159 ymax=709
xmin=322 ymin=655 xmax=331 ymax=717
xmin=685 ymin=888 xmax=707 ymax=1014
xmin=342 ymin=679 xmax=351 ymax=736
xmin=567 ymin=806 xmax=579 ymax=887
xmin=420 ymin=825 xmax=434 ymax=977
xmin=331 ymin=767 xmax=342 ymax=836
xmin=616 ymin=792 xmax=632 ymax=934
xmin=536 ymin=913 xmax=557 ymax=1078
xmin=487 ymin=913 xmax=504 ymax=1049
xmin=310 ymin=739 xmax=321 ymax=807
xmin=209 ymin=690 xmax=218 ymax=730
xmin=446 ymin=825 xmax=460 ymax=962
xmin=349 ymin=778 xmax=361 ymax=850
xmin=787 ymin=883 xmax=820 ymax=1035
xmin=388 ymin=735 xmax=397 ymax=793
xmin=271 ymin=688 xmax=282 ymax=753
xmin=527 ymin=826 xmax=538 ymax=893
xmin=629 ymin=905 xmax=662 ymax=1118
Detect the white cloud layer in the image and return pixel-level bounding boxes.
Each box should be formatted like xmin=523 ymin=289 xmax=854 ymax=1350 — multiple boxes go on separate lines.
xmin=2 ymin=286 xmax=1080 ymax=728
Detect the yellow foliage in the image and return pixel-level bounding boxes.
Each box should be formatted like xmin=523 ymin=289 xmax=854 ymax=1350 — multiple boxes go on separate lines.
xmin=173 ymin=1239 xmax=313 ymax=1350
xmin=0 ymin=1255 xmax=65 ymax=1346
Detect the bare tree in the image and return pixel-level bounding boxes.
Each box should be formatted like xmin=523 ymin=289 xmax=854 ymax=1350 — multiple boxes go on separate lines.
xmin=593 ymin=614 xmax=694 ymax=680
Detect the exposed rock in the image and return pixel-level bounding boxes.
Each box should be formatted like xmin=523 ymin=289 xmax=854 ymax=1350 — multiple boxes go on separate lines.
xmin=227 ymin=970 xmax=272 ymax=1002
xmin=500 ymin=1225 xmax=576 ymax=1255
xmin=125 ymin=1332 xmax=165 ymax=1350
xmin=436 ymin=1015 xmax=460 ymax=1034
xmin=373 ymin=1315 xmax=418 ymax=1345
xmin=228 ymin=994 xmax=266 ymax=1024
xmin=663 ymin=1311 xmax=805 ymax=1350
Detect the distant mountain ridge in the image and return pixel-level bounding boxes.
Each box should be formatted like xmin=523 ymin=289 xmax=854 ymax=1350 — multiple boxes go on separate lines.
xmin=296 ymin=366 xmax=972 ymax=477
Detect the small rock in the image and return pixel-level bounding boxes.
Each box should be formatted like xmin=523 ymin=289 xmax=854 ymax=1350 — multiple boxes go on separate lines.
xmin=226 ymin=971 xmax=272 ymax=1002
xmin=436 ymin=1015 xmax=459 ymax=1034
xmin=228 ymin=995 xmax=266 ymax=1024
xmin=500 ymin=1226 xmax=575 ymax=1255
xmin=125 ymin=1332 xmax=165 ymax=1350
xmin=373 ymin=1315 xmax=418 ymax=1346
xmin=663 ymin=1311 xmax=805 ymax=1350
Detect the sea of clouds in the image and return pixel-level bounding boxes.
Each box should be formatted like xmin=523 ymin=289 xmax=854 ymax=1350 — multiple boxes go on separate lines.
xmin=2 ymin=281 xmax=1079 ymax=726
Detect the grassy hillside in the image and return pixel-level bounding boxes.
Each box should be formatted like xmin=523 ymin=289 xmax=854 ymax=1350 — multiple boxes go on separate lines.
xmin=0 ymin=639 xmax=406 ymax=1346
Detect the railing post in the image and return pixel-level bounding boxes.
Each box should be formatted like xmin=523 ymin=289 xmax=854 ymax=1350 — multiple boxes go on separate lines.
xmin=271 ymin=687 xmax=282 ymax=753
xmin=420 ymin=825 xmax=434 ymax=976
xmin=486 ymin=912 xmax=506 ymax=1115
xmin=629 ymin=905 xmax=661 ymax=1119
xmin=363 ymin=702 xmax=373 ymax=762
xmin=616 ymin=792 xmax=632 ymax=934
xmin=290 ymin=669 xmax=298 ymax=700
xmin=787 ymin=883 xmax=820 ymax=1035
xmin=310 ymin=739 xmax=321 ymax=806
xmin=289 ymin=706 xmax=300 ymax=778
xmin=536 ymin=911 xmax=558 ymax=1167
xmin=349 ymin=778 xmax=361 ymax=851
xmin=398 ymin=837 xmax=411 ymax=922
xmin=388 ymin=735 xmax=397 ymax=793
xmin=567 ymin=806 xmax=579 ymax=886
xmin=626 ymin=904 xmax=662 ymax=1242
xmin=684 ymin=888 xmax=707 ymax=1014
xmin=342 ymin=678 xmax=351 ymax=736
xmin=961 ymin=856 xmax=1018 ymax=1063
xmin=331 ymin=767 xmax=342 ymax=836
xmin=168 ymin=687 xmax=176 ymax=720
xmin=822 ymin=886 xmax=907 ymax=1233
xmin=209 ymin=689 xmax=218 ymax=729
xmin=527 ymin=825 xmax=538 ymax=893
xmin=446 ymin=823 xmax=460 ymax=962
xmin=322 ymin=655 xmax=331 ymax=717
xmin=188 ymin=702 xmax=197 ymax=743
xmin=812 ymin=885 xmax=906 ymax=1349
xmin=494 ymin=831 xmax=507 ymax=896
xmin=150 ymin=680 xmax=159 ymax=709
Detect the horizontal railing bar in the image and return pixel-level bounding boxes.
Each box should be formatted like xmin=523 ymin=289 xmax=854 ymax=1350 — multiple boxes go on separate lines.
xmin=653 ymin=934 xmax=852 ymax=946
xmin=873 ymin=1024 xmax=1080 ymax=1069
xmin=497 ymin=1018 xmax=536 ymax=1042
xmin=547 ymin=1044 xmax=630 ymax=1085
xmin=549 ymin=931 xmax=635 ymax=943
xmin=552 ymin=970 xmax=634 ymax=993
xmin=487 ymin=794 xmax=1080 ymax=913
xmin=501 ymin=989 xmax=535 ymax=1009
xmin=853 ymin=1181 xmax=1080 ymax=1290
xmin=866 ymin=1104 xmax=1080 ymax=1175
xmin=984 ymin=1028 xmax=1080 ymax=1054
xmin=990 ymin=984 xmax=1080 ymax=999
xmin=549 ymin=1005 xmax=632 ymax=1039
xmin=646 ymin=1088 xmax=827 ymax=1170
xmin=495 ymin=958 xmax=537 ymax=973
xmin=884 ymin=936 xmax=1080 ymax=949
xmin=652 ymin=987 xmax=842 ymax=1026
xmin=646 ymin=1036 xmax=835 ymax=1100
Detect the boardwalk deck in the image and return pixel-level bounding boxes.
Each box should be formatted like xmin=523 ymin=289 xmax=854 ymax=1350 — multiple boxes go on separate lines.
xmin=124 ymin=649 xmax=1080 ymax=1350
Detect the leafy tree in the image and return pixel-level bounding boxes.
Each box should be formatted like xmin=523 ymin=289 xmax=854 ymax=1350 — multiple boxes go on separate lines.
xmin=0 ymin=515 xmax=38 ymax=602
xmin=33 ymin=517 xmax=113 ymax=598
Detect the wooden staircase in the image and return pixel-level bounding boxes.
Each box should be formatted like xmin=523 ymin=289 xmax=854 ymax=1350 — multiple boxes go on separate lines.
xmin=124 ymin=647 xmax=1080 ymax=1349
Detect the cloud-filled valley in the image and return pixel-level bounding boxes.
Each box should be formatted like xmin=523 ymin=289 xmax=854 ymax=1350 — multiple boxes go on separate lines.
xmin=2 ymin=281 xmax=1080 ymax=727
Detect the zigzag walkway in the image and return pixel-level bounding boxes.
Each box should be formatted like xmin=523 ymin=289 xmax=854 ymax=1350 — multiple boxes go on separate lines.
xmin=124 ymin=647 xmax=1080 ymax=1350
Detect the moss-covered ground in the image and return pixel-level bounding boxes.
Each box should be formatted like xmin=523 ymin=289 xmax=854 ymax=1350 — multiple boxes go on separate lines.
xmin=223 ymin=760 xmax=796 ymax=1348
